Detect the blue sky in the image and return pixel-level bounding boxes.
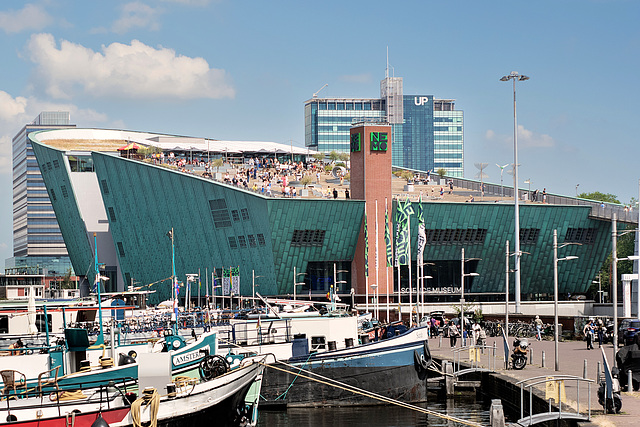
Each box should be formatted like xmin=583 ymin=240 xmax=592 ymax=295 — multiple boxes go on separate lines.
xmin=1 ymin=0 xmax=639 ymax=269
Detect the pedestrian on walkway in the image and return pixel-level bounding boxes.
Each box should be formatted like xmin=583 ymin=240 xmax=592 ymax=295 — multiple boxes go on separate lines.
xmin=535 ymin=315 xmax=543 ymax=341
xmin=448 ymin=321 xmax=459 ymax=347
xmin=583 ymin=320 xmax=595 ymax=350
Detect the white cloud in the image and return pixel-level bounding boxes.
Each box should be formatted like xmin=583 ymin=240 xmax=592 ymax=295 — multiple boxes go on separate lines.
xmin=26 ymin=33 xmax=235 ymax=100
xmin=0 ymin=4 xmax=52 ymax=34
xmin=112 ymin=2 xmax=162 ymax=34
xmin=485 ymin=125 xmax=555 ymax=149
xmin=0 ymin=90 xmax=110 ymax=175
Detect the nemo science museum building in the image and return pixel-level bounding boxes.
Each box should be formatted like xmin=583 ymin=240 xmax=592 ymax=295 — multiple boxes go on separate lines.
xmin=29 ymin=126 xmax=620 ymax=315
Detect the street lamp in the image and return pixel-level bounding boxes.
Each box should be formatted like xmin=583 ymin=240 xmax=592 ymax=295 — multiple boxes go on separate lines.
xmin=252 ymin=270 xmax=263 ymax=307
xmin=461 ymin=247 xmax=480 ymax=338
xmin=593 ymin=275 xmax=603 ymax=304
xmin=293 ymin=267 xmax=307 ymax=301
xmin=333 ymin=263 xmax=348 ymax=312
xmin=611 ymin=212 xmax=640 ymax=363
xmin=500 ymin=71 xmax=529 ymax=313
xmin=371 ymin=284 xmax=379 ymax=320
xmin=417 ymin=274 xmax=433 ymax=322
xmin=553 ymin=229 xmax=579 ymax=371
xmin=575 ymin=184 xmax=580 ymax=197
xmin=524 ymin=179 xmax=532 ymax=201
xmin=497 ymin=163 xmax=509 ymax=201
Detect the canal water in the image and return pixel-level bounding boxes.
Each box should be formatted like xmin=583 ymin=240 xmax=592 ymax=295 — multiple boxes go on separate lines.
xmin=257 ymin=396 xmax=491 ymax=426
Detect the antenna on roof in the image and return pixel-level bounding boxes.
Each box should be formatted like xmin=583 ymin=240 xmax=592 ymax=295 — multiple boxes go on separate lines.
xmin=313 ymin=84 xmax=328 ymax=98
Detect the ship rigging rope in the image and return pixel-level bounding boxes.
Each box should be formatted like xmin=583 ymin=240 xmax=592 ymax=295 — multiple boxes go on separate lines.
xmin=261 ymin=360 xmax=483 ymax=427
xmin=131 ymin=387 xmax=160 ymax=427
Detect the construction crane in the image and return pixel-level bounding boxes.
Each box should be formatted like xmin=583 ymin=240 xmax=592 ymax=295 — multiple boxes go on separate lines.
xmin=312 ymin=83 xmax=328 ymax=98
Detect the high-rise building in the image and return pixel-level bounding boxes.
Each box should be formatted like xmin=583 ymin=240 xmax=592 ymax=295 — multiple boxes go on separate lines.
xmin=304 ymin=74 xmax=464 ymax=177
xmin=8 ymin=112 xmax=76 ymax=275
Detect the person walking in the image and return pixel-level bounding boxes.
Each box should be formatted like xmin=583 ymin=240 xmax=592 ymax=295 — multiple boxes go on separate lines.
xmin=332 ymin=188 xmax=338 ymax=199
xmin=583 ymin=320 xmax=595 ymax=350
xmin=448 ymin=321 xmax=459 ymax=347
xmin=535 ymin=315 xmax=543 ymax=341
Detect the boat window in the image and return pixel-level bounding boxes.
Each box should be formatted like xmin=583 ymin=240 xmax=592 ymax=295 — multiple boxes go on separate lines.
xmin=0 ymin=316 xmax=7 ymax=334
xmin=311 ymin=336 xmax=326 ymax=351
xmin=36 ymin=314 xmax=52 ymax=333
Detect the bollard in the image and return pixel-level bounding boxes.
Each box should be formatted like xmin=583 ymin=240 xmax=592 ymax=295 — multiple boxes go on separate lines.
xmin=489 ymin=399 xmax=506 ymax=427
xmin=493 ymin=341 xmax=497 ymax=357
xmin=439 ymin=335 xmax=442 ymax=348
xmin=530 ymin=348 xmax=533 ymax=364
xmin=541 ymin=350 xmax=546 ymax=368
xmin=628 ymin=370 xmax=633 ymax=392
xmin=597 ymin=361 xmax=601 ymax=384
xmin=445 ymin=361 xmax=455 ymax=397
xmin=583 ymin=359 xmax=588 ymax=379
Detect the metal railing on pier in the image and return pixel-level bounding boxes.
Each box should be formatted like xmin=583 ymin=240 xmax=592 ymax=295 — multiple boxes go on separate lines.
xmin=451 ymin=343 xmax=498 ymax=377
xmin=515 ymin=375 xmax=593 ymax=426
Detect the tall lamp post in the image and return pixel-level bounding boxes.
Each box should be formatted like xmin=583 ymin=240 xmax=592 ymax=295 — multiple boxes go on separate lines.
xmin=500 ymin=71 xmax=529 ymax=313
xmin=553 ymin=229 xmax=579 ymax=371
xmin=461 ymin=247 xmax=480 ymax=337
xmin=497 ymin=163 xmax=509 ymax=201
xmin=371 ymin=284 xmax=379 ymax=320
xmin=333 ymin=263 xmax=348 ymax=312
xmin=252 ymin=270 xmax=263 ymax=307
xmin=293 ymin=267 xmax=306 ymax=301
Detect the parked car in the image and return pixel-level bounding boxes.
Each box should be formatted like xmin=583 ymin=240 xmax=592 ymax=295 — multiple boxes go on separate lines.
xmin=622 ymin=320 xmax=640 ymax=346
xmin=619 ymin=319 xmax=633 ymax=344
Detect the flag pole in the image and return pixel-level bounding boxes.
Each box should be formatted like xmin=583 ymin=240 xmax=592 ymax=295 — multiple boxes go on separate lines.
xmin=375 ymin=199 xmax=379 ymax=320
xmin=365 ymin=204 xmax=369 ymax=313
xmin=385 ymin=198 xmax=390 ymax=323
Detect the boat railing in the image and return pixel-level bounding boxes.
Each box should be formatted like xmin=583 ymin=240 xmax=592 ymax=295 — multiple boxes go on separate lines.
xmin=217 ymin=318 xmax=293 ymax=347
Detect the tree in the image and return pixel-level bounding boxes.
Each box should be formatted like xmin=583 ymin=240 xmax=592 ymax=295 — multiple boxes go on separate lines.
xmin=61 ymin=268 xmax=75 ymax=289
xmin=212 ymin=158 xmax=224 ymax=172
xmin=312 ymin=152 xmax=325 ymax=162
xmin=338 ymin=152 xmax=350 ymax=162
xmin=577 ymin=191 xmax=620 ymax=204
xmin=400 ymin=171 xmax=414 ymax=182
xmin=437 ymin=168 xmax=447 ymax=178
xmin=328 ymin=151 xmax=341 ymax=163
xmin=300 ymin=175 xmax=313 ymax=188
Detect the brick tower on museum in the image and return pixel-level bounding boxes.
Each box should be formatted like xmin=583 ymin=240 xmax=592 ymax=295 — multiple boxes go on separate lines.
xmin=350 ymin=123 xmax=393 ymax=314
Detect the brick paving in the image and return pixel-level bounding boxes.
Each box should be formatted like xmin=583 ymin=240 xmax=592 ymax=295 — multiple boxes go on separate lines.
xmin=427 ymin=335 xmax=640 ymax=426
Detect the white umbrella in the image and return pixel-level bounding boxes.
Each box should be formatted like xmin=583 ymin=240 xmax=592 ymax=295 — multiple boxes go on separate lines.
xmin=27 ymin=286 xmax=38 ymax=335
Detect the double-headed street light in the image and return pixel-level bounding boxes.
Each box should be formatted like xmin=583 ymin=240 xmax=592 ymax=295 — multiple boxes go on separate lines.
xmin=553 ymin=229 xmax=579 ymax=371
xmin=461 ymin=248 xmax=480 ymax=335
xmin=500 ymin=71 xmax=529 ymax=313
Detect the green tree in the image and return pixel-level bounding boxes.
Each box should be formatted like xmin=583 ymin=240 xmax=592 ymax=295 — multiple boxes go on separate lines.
xmin=577 ymin=191 xmax=620 ymax=204
xmin=400 ymin=171 xmax=414 ymax=182
xmin=300 ymin=175 xmax=313 ymax=188
xmin=338 ymin=152 xmax=350 ymax=162
xmin=312 ymin=152 xmax=325 ymax=162
xmin=212 ymin=158 xmax=224 ymax=172
xmin=61 ymin=268 xmax=75 ymax=289
xmin=328 ymin=151 xmax=341 ymax=163
xmin=437 ymin=168 xmax=447 ymax=178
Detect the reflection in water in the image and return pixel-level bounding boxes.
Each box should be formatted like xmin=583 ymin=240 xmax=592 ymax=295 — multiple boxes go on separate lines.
xmin=257 ymin=396 xmax=490 ymax=427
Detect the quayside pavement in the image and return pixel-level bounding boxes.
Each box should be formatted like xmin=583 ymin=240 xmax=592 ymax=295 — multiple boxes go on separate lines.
xmin=427 ymin=335 xmax=640 ymax=426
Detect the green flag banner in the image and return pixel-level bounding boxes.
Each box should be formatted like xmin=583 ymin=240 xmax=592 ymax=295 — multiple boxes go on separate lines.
xmin=364 ymin=207 xmax=369 ymax=277
xmin=385 ymin=202 xmax=393 ymax=267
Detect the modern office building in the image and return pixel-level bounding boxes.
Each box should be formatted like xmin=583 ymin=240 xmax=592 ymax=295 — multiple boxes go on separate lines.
xmin=8 ymin=112 xmax=76 ymax=276
xmin=304 ymin=73 xmax=464 ymax=177
xmin=28 ymin=127 xmax=618 ymax=310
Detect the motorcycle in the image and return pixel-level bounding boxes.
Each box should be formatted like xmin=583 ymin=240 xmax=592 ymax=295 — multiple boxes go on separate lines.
xmin=511 ymin=337 xmax=529 ymax=370
xmin=598 ymin=366 xmax=622 ymax=413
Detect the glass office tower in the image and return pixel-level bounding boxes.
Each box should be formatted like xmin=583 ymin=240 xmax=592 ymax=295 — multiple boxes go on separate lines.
xmin=304 ymin=74 xmax=464 ymax=177
xmin=8 ymin=112 xmax=76 ymax=275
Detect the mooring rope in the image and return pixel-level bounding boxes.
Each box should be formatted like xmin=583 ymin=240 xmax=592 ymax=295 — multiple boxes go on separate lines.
xmin=261 ymin=360 xmax=483 ymax=427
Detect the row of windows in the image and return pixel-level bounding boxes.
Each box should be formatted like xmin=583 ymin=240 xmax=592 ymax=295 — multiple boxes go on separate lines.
xmin=565 ymin=228 xmax=596 ymax=244
xmin=434 ymin=153 xmax=463 ymax=159
xmin=228 ymin=234 xmax=267 ymax=249
xmin=434 ymin=126 xmax=463 ymax=132
xmin=425 ymin=229 xmax=487 ymax=245
xmin=434 ymin=144 xmax=463 ymax=150
xmin=318 ymin=125 xmax=353 ymax=133
xmin=316 ymin=114 xmax=384 ymax=123
xmin=315 ymin=102 xmax=380 ymax=111
xmin=434 ymin=135 xmax=463 ymax=141
xmin=291 ymin=229 xmax=326 ymax=247
xmin=434 ymin=162 xmax=462 ymax=169
xmin=434 ymin=117 xmax=463 ymax=123
xmin=520 ymin=228 xmax=540 ymax=244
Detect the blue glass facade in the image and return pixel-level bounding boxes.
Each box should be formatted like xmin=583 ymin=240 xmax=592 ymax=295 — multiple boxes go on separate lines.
xmin=304 ymin=79 xmax=463 ymax=177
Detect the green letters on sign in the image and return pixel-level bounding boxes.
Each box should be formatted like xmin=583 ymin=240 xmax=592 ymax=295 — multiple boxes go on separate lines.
xmin=370 ymin=132 xmax=388 ymax=151
xmin=350 ymin=133 xmax=361 ymax=152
